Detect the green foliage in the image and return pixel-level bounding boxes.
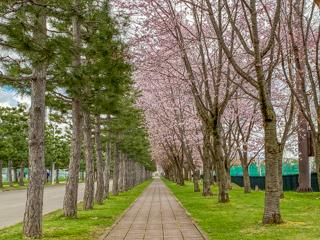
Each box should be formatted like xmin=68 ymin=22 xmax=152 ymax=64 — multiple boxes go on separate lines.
xmin=108 ymin=94 xmax=155 ymax=171
xmin=45 ymin=119 xmax=70 ymax=169
xmin=0 ymin=0 xmax=154 ymax=172
xmin=0 ymin=104 xmax=28 ymax=167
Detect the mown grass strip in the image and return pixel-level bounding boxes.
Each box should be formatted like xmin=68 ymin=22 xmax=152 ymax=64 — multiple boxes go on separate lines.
xmin=164 ymin=179 xmax=320 ymax=240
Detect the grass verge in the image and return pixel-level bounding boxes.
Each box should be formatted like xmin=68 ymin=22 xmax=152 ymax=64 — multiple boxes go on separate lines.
xmin=0 ymin=180 xmax=152 ymax=240
xmin=163 ymin=179 xmax=320 ymax=240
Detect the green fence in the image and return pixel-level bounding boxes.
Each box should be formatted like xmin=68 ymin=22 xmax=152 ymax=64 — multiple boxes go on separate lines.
xmin=230 ymin=162 xmax=299 ymax=176
xmin=232 ymin=173 xmax=319 ymax=192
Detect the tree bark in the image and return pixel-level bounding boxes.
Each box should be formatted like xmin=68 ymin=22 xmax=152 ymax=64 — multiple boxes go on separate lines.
xmin=315 ymin=135 xmax=320 ymax=189
xmin=23 ymin=12 xmax=47 ymax=236
xmin=95 ymin=115 xmax=104 ymax=204
xmin=175 ymin=162 xmax=184 ymax=186
xmin=124 ymin=157 xmax=130 ymax=191
xmin=19 ymin=161 xmax=25 ymax=186
xmin=297 ymin=118 xmax=312 ymax=191
xmin=83 ymin=111 xmax=95 ymax=210
xmin=118 ymin=153 xmax=124 ymax=192
xmin=112 ymin=144 xmax=120 ymax=196
xmin=243 ymin=165 xmax=251 ymax=193
xmin=193 ymin=169 xmax=200 ymax=192
xmin=202 ymin=142 xmax=213 ymax=196
xmin=8 ymin=160 xmax=13 ymax=187
xmin=213 ymin=135 xmax=230 ymax=202
xmin=63 ymin=10 xmax=82 ymax=217
xmin=104 ymin=141 xmax=111 ymax=199
xmin=278 ymin=147 xmax=284 ymax=199
xmin=0 ymin=160 xmax=2 ymax=188
xmin=262 ymin=106 xmax=282 ymax=224
xmin=63 ymin=99 xmax=82 ymax=217
xmin=13 ymin=167 xmax=18 ymax=183
xmin=55 ymin=169 xmax=59 ymax=184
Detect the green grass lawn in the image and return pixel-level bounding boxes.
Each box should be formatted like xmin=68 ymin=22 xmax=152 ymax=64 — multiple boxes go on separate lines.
xmin=0 ymin=182 xmax=68 ymax=192
xmin=0 ymin=179 xmax=85 ymax=192
xmin=0 ymin=182 xmax=28 ymax=191
xmin=164 ymin=179 xmax=320 ymax=240
xmin=0 ymin=180 xmax=151 ymax=240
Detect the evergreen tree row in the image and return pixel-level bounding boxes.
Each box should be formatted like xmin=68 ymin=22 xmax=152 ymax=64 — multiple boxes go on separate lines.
xmin=0 ymin=1 xmax=154 ymax=238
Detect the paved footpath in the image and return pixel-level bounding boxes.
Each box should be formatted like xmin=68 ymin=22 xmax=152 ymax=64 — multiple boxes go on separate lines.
xmin=103 ymin=179 xmax=207 ymax=240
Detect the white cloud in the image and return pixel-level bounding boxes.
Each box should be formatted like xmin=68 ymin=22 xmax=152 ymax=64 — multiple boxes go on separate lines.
xmin=0 ymin=87 xmax=31 ymax=107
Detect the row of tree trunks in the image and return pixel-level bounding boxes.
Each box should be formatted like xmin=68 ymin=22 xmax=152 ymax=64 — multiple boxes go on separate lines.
xmin=0 ymin=160 xmax=27 ymax=189
xmin=114 ymin=152 xmax=152 ymax=194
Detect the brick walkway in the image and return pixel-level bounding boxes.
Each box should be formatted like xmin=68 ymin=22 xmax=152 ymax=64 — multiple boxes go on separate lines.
xmin=103 ymin=179 xmax=207 ymax=240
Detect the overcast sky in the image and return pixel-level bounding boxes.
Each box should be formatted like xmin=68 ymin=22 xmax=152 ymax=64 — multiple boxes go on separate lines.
xmin=0 ymin=87 xmax=30 ymax=107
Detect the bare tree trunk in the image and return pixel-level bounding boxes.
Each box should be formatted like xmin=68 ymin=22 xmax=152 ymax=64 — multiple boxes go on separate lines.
xmin=118 ymin=153 xmax=124 ymax=192
xmin=315 ymin=136 xmax=320 ymax=189
xmin=95 ymin=115 xmax=104 ymax=204
xmin=8 ymin=160 xmax=13 ymax=187
xmin=13 ymin=167 xmax=18 ymax=183
xmin=212 ymin=123 xmax=230 ymax=202
xmin=63 ymin=10 xmax=82 ymax=217
xmin=124 ymin=157 xmax=130 ymax=191
xmin=0 ymin=160 xmax=2 ymax=188
xmin=193 ymin=169 xmax=200 ymax=192
xmin=55 ymin=169 xmax=59 ymax=184
xmin=183 ymin=166 xmax=189 ymax=181
xmin=262 ymin=107 xmax=282 ymax=224
xmin=104 ymin=141 xmax=111 ymax=199
xmin=214 ymin=146 xmax=229 ymax=202
xmin=112 ymin=144 xmax=120 ymax=196
xmin=297 ymin=118 xmax=312 ymax=192
xmin=278 ymin=145 xmax=285 ymax=198
xmin=83 ymin=111 xmax=95 ymax=210
xmin=202 ymin=129 xmax=213 ymax=196
xmin=243 ymin=165 xmax=251 ymax=193
xmin=63 ymin=99 xmax=82 ymax=217
xmin=23 ymin=12 xmax=47 ymax=236
xmin=19 ymin=161 xmax=25 ymax=186
xmin=176 ymin=162 xmax=184 ymax=186
xmin=202 ymin=163 xmax=212 ymax=196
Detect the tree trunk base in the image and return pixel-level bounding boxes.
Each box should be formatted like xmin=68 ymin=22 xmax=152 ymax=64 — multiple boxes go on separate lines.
xmin=202 ymin=191 xmax=213 ymax=197
xmin=296 ymin=187 xmax=312 ymax=192
xmin=194 ymin=186 xmax=200 ymax=192
xmin=280 ymin=192 xmax=284 ymax=199
xmin=262 ymin=213 xmax=283 ymax=224
xmin=218 ymin=192 xmax=230 ymax=203
xmin=64 ymin=211 xmax=77 ymax=218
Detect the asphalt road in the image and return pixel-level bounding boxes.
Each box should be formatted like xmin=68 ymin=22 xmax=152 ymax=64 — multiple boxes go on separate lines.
xmin=0 ymin=181 xmax=112 ymax=229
